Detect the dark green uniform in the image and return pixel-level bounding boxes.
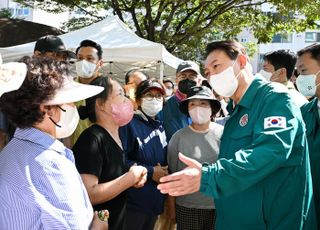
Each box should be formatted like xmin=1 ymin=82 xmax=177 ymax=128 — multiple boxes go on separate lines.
xmin=301 ymin=98 xmax=320 ymax=229
xmin=200 ymin=77 xmax=315 ymax=230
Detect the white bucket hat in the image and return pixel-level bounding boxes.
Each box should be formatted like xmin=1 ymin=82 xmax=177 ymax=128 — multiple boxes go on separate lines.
xmin=45 ymin=77 xmax=104 ymax=105
xmin=0 ymin=53 xmax=27 ymax=97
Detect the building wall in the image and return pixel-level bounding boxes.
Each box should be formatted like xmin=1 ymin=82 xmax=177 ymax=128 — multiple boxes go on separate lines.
xmin=0 ymin=0 xmax=70 ymax=28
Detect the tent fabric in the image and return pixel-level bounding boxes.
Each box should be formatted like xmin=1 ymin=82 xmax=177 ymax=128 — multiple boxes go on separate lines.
xmin=0 ymin=16 xmax=183 ymax=81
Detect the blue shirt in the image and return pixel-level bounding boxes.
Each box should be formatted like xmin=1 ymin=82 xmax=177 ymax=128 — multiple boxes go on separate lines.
xmin=162 ymin=95 xmax=191 ymax=141
xmin=0 ymin=127 xmax=93 ymax=229
xmin=119 ymin=111 xmax=167 ymax=215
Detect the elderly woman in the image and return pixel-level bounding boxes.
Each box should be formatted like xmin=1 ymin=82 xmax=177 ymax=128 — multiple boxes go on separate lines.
xmin=119 ymin=79 xmax=168 ymax=230
xmin=72 ymin=76 xmax=147 ymax=230
xmin=167 ymin=85 xmax=222 ymax=230
xmin=0 ymin=57 xmax=107 ymax=229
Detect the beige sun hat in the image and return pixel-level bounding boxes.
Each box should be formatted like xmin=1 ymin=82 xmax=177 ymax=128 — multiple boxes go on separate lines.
xmin=0 ymin=53 xmax=27 ymax=97
xmin=45 ymin=77 xmax=104 ymax=105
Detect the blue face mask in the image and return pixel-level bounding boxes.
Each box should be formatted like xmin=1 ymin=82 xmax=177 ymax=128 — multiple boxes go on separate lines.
xmin=296 ymin=71 xmax=320 ymax=97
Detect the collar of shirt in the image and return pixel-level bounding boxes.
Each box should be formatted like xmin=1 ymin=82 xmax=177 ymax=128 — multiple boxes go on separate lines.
xmin=286 ymin=81 xmax=295 ymax=90
xmin=14 ymin=127 xmax=75 ymax=163
xmin=317 ymin=99 xmax=320 ymax=117
xmin=135 ymin=109 xmax=162 ymax=126
xmin=237 ymin=77 xmax=264 ymax=109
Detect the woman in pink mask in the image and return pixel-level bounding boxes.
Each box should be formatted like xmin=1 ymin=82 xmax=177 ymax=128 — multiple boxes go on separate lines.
xmin=72 ymin=76 xmax=147 ymax=230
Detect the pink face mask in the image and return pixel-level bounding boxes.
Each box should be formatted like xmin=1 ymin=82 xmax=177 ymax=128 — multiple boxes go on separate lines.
xmin=111 ymin=99 xmax=134 ymax=126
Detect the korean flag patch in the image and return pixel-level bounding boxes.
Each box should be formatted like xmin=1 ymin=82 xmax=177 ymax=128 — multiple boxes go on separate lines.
xmin=264 ymin=116 xmax=286 ymax=129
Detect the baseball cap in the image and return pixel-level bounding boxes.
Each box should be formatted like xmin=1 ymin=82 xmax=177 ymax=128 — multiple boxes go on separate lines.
xmin=176 ymin=61 xmax=200 ymax=75
xmin=0 ymin=53 xmax=27 ymax=97
xmin=179 ymin=86 xmax=221 ymax=116
xmin=140 ymin=80 xmax=165 ymax=95
xmin=45 ymin=77 xmax=104 ymax=105
xmin=34 ymin=35 xmax=76 ymax=59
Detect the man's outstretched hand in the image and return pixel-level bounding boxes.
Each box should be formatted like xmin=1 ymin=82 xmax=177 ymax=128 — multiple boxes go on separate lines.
xmin=157 ymin=153 xmax=202 ymax=196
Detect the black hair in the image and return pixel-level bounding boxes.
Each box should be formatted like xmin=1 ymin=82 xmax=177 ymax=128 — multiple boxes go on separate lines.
xmin=78 ymin=76 xmax=113 ymax=123
xmin=297 ymin=43 xmax=320 ymax=62
xmin=124 ymin=69 xmax=150 ymax=84
xmin=0 ymin=56 xmax=65 ymax=127
xmin=75 ymin=39 xmax=103 ymax=59
xmin=163 ymin=79 xmax=174 ymax=88
xmin=263 ymin=49 xmax=297 ymax=79
xmin=205 ymin=40 xmax=247 ymax=60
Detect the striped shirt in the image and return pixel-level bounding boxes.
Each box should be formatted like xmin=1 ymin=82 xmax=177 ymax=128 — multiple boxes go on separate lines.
xmin=0 ymin=127 xmax=93 ymax=229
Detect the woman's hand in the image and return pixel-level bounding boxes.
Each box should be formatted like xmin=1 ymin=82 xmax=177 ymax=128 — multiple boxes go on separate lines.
xmin=152 ymin=163 xmax=169 ymax=183
xmin=129 ymin=165 xmax=147 ymax=188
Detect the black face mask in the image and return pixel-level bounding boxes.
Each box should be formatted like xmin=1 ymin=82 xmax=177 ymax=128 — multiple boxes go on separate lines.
xmin=178 ymin=79 xmax=196 ymax=94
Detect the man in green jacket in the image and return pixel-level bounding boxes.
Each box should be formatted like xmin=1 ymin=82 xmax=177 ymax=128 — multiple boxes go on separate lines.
xmin=158 ymin=40 xmax=315 ymax=230
xmin=296 ymin=43 xmax=320 ymax=230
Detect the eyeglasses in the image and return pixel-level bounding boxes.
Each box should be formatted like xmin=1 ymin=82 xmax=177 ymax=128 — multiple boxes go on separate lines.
xmin=143 ymin=92 xmax=163 ymax=101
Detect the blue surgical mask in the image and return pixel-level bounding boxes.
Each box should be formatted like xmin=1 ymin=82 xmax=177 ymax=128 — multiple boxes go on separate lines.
xmin=296 ymin=71 xmax=320 ymax=97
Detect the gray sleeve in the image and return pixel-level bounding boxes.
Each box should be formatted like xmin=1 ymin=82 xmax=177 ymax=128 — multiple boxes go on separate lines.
xmin=167 ymin=132 xmax=180 ymax=174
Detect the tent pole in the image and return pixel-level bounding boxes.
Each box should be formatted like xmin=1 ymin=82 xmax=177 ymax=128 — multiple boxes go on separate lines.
xmin=159 ymin=61 xmax=164 ymax=82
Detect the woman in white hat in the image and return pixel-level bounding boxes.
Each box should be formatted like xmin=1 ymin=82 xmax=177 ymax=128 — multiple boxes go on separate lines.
xmin=0 ymin=57 xmax=107 ymax=229
xmin=167 ymin=85 xmax=223 ymax=230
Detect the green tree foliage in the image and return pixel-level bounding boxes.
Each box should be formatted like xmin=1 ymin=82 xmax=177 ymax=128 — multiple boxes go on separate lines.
xmin=0 ymin=8 xmax=12 ymax=18
xmin=16 ymin=0 xmax=320 ymax=60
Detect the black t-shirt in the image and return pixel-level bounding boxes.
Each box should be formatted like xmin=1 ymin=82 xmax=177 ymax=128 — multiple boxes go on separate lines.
xmin=73 ymin=124 xmax=128 ymax=230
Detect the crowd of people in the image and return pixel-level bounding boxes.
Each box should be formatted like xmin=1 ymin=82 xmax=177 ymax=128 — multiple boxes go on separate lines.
xmin=0 ymin=35 xmax=319 ymax=230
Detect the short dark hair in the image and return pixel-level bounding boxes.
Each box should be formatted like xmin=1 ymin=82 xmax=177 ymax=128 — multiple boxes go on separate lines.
xmin=297 ymin=43 xmax=320 ymax=62
xmin=263 ymin=49 xmax=297 ymax=79
xmin=75 ymin=39 xmax=103 ymax=59
xmin=78 ymin=76 xmax=113 ymax=123
xmin=205 ymin=40 xmax=247 ymax=60
xmin=163 ymin=79 xmax=174 ymax=88
xmin=0 ymin=57 xmax=65 ymax=128
xmin=124 ymin=69 xmax=149 ymax=84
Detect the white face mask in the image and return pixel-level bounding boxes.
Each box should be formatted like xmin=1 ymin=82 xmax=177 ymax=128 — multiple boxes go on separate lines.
xmin=208 ymin=61 xmax=241 ymax=97
xmin=259 ymin=69 xmax=273 ymax=81
xmin=165 ymin=88 xmax=173 ymax=97
xmin=189 ymin=106 xmax=212 ymax=125
xmin=296 ymin=71 xmax=320 ymax=97
xmin=76 ymin=60 xmax=97 ymax=78
xmin=55 ymin=104 xmax=80 ymax=138
xmin=141 ymin=98 xmax=163 ymax=117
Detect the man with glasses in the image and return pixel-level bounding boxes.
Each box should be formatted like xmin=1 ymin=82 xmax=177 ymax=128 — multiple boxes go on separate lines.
xmin=162 ymin=61 xmax=203 ymax=141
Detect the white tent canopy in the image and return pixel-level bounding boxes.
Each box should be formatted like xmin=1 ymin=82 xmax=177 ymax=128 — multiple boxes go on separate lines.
xmin=0 ymin=16 xmax=183 ymax=82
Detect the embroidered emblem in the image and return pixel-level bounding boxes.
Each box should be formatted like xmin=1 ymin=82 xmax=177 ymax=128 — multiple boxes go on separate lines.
xmin=239 ymin=114 xmax=249 ymax=127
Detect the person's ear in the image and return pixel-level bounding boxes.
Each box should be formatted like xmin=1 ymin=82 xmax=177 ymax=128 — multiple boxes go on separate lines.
xmin=238 ymin=54 xmax=247 ymax=69
xmin=95 ymin=98 xmax=105 ymax=111
xmin=33 ymin=50 xmax=42 ymax=58
xmin=97 ymin=59 xmax=103 ymax=68
xmin=280 ymin=68 xmax=287 ymax=78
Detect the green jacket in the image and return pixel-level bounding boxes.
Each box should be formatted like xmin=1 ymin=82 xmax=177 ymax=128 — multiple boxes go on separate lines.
xmin=301 ymin=98 xmax=320 ymax=229
xmin=200 ymin=77 xmax=315 ymax=230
